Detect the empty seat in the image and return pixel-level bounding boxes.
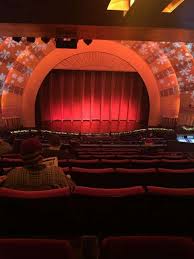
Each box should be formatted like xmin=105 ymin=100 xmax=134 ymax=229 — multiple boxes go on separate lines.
xmin=0 ymin=188 xmax=72 ymax=236
xmin=0 ymin=239 xmax=76 ymax=259
xmin=71 ymin=186 xmax=145 ymax=235
xmin=115 ymin=168 xmax=157 ymax=187
xmin=68 ymin=159 xmax=100 ymax=168
xmin=160 ymin=159 xmax=193 ymax=169
xmin=100 ymin=159 xmax=130 ymax=168
xmin=145 ymin=186 xmax=194 ymax=235
xmin=100 ymin=236 xmax=194 ymax=259
xmin=157 ymin=168 xmax=194 ymax=187
xmin=70 ymin=168 xmax=115 ymax=188
xmin=131 ymin=159 xmax=160 ymax=169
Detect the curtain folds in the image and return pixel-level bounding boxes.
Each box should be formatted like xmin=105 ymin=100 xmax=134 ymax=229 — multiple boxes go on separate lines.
xmin=36 ymin=70 xmax=149 ymax=133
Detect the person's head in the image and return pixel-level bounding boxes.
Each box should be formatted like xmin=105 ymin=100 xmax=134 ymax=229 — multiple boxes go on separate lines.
xmin=20 ymin=138 xmax=42 ymax=167
xmin=7 ymin=134 xmax=15 ymax=145
xmin=48 ymin=134 xmax=61 ymax=147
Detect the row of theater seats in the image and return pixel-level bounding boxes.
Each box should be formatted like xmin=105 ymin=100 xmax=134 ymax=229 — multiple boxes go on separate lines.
xmin=0 ymin=236 xmax=193 ymax=259
xmin=62 ymin=167 xmax=194 ymax=188
xmin=1 ymin=186 xmax=194 ymax=236
xmin=0 ymin=158 xmax=194 ymax=169
xmin=77 ymin=154 xmax=184 ymax=159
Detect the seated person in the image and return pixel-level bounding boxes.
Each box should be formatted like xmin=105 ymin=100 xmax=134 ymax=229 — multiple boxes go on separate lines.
xmin=0 ymin=138 xmax=12 ymax=156
xmin=48 ymin=134 xmax=61 ymax=150
xmin=43 ymin=134 xmax=69 ymax=159
xmin=2 ymin=138 xmax=75 ymax=191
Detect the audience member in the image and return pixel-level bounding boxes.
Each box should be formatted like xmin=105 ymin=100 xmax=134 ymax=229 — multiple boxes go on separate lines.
xmin=3 ymin=138 xmax=75 ymax=191
xmin=0 ymin=138 xmax=12 ymax=156
xmin=48 ymin=134 xmax=61 ymax=150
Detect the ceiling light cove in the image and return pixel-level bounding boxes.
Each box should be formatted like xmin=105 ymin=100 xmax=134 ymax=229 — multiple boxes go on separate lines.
xmin=107 ymin=0 xmax=135 ymax=11
xmin=162 ymin=0 xmax=184 ymax=13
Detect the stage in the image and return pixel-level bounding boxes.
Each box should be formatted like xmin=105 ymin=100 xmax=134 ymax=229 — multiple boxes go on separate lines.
xmin=36 ymin=69 xmax=149 ymax=133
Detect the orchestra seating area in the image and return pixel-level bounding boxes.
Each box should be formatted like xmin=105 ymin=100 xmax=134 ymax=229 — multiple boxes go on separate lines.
xmin=1 ymin=128 xmax=194 ymax=258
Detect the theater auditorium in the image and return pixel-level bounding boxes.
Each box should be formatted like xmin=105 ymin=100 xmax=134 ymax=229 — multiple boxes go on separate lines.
xmin=0 ymin=0 xmax=194 ymax=258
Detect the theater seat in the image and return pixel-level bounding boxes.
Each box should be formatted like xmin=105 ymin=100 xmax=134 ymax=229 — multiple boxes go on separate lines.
xmin=0 ymin=239 xmax=76 ymax=259
xmin=68 ymin=159 xmax=100 ymax=168
xmin=114 ymin=168 xmax=157 ymax=187
xmin=100 ymin=236 xmax=194 ymax=259
xmin=69 ymin=168 xmax=115 ymax=187
xmin=146 ymin=186 xmax=194 ymax=235
xmin=156 ymin=168 xmax=194 ymax=188
xmin=100 ymin=159 xmax=130 ymax=168
xmin=147 ymin=186 xmax=194 ymax=196
xmin=160 ymin=159 xmax=193 ymax=169
xmin=0 ymin=188 xmax=72 ymax=236
xmin=71 ymin=186 xmax=145 ymax=235
xmin=131 ymin=159 xmax=160 ymax=169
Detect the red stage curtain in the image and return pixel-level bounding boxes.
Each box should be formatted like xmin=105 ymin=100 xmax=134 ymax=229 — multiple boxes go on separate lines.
xmin=36 ymin=70 xmax=149 ymax=133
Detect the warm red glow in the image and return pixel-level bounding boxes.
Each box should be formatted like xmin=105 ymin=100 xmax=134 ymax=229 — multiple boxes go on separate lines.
xmin=36 ymin=70 xmax=149 ymax=133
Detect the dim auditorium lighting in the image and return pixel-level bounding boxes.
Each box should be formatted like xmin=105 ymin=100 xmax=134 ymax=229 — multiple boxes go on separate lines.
xmin=162 ymin=0 xmax=184 ymax=13
xmin=41 ymin=37 xmax=50 ymax=44
xmin=12 ymin=37 xmax=22 ymax=43
xmin=83 ymin=39 xmax=93 ymax=45
xmin=55 ymin=38 xmax=78 ymax=49
xmin=26 ymin=37 xmax=36 ymax=43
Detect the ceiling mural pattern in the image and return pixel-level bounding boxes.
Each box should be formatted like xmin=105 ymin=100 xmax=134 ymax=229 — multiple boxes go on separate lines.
xmin=0 ymin=38 xmax=193 ymax=123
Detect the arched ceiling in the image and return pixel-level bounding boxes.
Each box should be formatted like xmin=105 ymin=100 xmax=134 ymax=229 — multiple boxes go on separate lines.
xmin=54 ymin=51 xmax=136 ymax=72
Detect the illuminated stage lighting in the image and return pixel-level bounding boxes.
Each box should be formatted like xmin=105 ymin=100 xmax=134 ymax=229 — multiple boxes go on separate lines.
xmin=41 ymin=37 xmax=50 ymax=44
xmin=107 ymin=0 xmax=135 ymax=16
xmin=107 ymin=0 xmax=135 ymax=11
xmin=162 ymin=0 xmax=184 ymax=13
xmin=26 ymin=37 xmax=36 ymax=43
xmin=83 ymin=39 xmax=93 ymax=46
xmin=12 ymin=37 xmax=22 ymax=43
xmin=55 ymin=38 xmax=78 ymax=49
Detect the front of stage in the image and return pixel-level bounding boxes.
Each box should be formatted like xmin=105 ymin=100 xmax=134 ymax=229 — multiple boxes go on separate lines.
xmin=38 ymin=120 xmax=144 ymax=133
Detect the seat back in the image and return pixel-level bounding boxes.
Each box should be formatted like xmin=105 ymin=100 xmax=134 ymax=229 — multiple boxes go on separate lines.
xmin=0 ymin=239 xmax=76 ymax=259
xmin=146 ymin=186 xmax=194 ymax=235
xmin=0 ymin=188 xmax=71 ymax=236
xmin=71 ymin=186 xmax=145 ymax=235
xmin=100 ymin=236 xmax=194 ymax=259
xmin=70 ymin=168 xmax=116 ymax=188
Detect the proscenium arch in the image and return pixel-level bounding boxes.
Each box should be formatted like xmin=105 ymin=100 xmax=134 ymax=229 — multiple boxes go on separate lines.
xmin=21 ymin=40 xmax=160 ymax=127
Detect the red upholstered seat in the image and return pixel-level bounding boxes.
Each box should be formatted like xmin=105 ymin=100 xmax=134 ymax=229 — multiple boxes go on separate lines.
xmin=131 ymin=159 xmax=160 ymax=169
xmin=74 ymin=186 xmax=144 ymax=197
xmin=100 ymin=159 xmax=131 ymax=168
xmin=161 ymin=159 xmax=191 ymax=163
xmin=0 ymin=239 xmax=76 ymax=259
xmin=0 ymin=158 xmax=23 ymax=167
xmin=71 ymin=186 xmax=145 ymax=234
xmin=0 ymin=187 xmax=70 ymax=199
xmin=100 ymin=236 xmax=194 ymax=259
xmin=116 ymin=168 xmax=156 ymax=173
xmin=68 ymin=159 xmax=100 ymax=168
xmin=147 ymin=186 xmax=194 ymax=196
xmin=69 ymin=159 xmax=99 ymax=164
xmin=0 ymin=188 xmax=72 ymax=236
xmin=158 ymin=168 xmax=194 ymax=173
xmin=71 ymin=167 xmax=114 ymax=173
xmin=101 ymin=159 xmax=130 ymax=164
xmin=160 ymin=159 xmax=193 ymax=169
xmin=131 ymin=159 xmax=160 ymax=163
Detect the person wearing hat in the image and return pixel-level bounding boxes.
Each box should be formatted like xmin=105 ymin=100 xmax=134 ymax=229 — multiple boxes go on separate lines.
xmin=3 ymin=138 xmax=75 ymax=191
